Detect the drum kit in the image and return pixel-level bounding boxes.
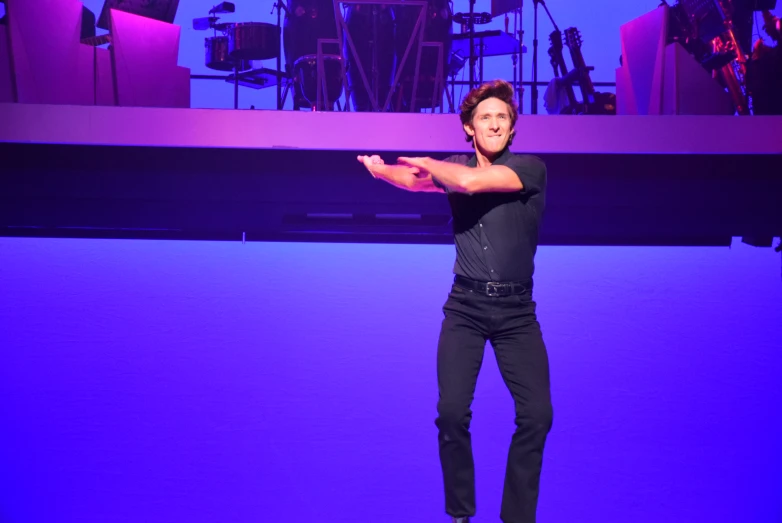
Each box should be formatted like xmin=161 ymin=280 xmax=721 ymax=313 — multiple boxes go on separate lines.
xmin=196 ymin=0 xmax=525 ymax=112
xmin=196 ymin=3 xmax=284 ymax=109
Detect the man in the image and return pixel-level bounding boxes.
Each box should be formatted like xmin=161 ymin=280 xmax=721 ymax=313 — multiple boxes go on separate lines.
xmin=357 ymin=79 xmax=553 ymax=523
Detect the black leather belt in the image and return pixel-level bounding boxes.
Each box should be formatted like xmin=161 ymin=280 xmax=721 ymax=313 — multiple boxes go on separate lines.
xmin=454 ymin=275 xmax=530 ymax=297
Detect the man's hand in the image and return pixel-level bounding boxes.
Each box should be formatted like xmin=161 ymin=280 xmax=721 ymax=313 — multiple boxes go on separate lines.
xmin=358 ymin=154 xmax=423 ymax=179
xmin=358 ymin=154 xmax=384 ymax=167
xmin=397 ymin=156 xmax=432 ymax=176
xmin=357 ymin=155 xmax=385 ymax=178
xmin=357 ymin=154 xmax=441 ymax=192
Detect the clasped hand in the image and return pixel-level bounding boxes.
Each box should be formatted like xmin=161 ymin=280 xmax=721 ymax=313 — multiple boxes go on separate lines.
xmin=356 ymin=155 xmax=432 ymax=178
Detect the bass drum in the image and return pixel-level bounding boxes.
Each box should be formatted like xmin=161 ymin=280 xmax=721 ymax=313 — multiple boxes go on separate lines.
xmin=344 ymin=4 xmax=396 ymax=112
xmin=283 ymin=0 xmax=340 ymax=109
xmin=393 ymin=0 xmax=452 ymax=112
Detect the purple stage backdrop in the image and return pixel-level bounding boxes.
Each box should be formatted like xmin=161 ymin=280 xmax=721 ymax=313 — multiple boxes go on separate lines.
xmin=1 ymin=237 xmax=781 ymax=523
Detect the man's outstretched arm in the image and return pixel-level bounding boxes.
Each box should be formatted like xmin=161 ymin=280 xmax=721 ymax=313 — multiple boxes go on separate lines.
xmin=358 ymin=155 xmax=445 ymax=193
xmin=398 ymin=156 xmax=523 ymax=194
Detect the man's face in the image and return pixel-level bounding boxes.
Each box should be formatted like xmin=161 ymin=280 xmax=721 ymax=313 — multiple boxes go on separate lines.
xmin=464 ymin=97 xmax=514 ymax=156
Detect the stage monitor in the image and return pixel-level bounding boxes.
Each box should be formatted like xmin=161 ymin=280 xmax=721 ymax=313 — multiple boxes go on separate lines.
xmin=97 ymin=0 xmax=180 ymax=30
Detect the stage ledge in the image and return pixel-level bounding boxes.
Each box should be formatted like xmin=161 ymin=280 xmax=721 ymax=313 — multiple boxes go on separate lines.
xmin=1 ymin=103 xmax=782 ymax=154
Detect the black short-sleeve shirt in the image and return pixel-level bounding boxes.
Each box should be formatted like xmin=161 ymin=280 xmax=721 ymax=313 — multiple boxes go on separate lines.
xmin=434 ymin=148 xmax=547 ymax=283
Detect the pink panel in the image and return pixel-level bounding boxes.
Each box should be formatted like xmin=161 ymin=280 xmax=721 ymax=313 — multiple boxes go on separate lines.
xmin=6 ymin=0 xmax=93 ymax=104
xmin=172 ymin=66 xmax=191 ymax=108
xmin=75 ymin=43 xmax=98 ymax=104
xmin=96 ymin=47 xmax=115 ymax=105
xmin=72 ymin=45 xmax=115 ymax=106
xmin=662 ymin=43 xmax=734 ymax=115
xmin=0 ymin=25 xmax=14 ymax=102
xmin=110 ymin=9 xmax=189 ymax=108
xmin=618 ymin=6 xmax=668 ymax=115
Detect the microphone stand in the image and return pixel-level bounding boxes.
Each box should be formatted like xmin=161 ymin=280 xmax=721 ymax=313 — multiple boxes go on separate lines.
xmin=271 ymin=0 xmax=290 ymax=109
xmin=372 ymin=5 xmax=379 ymax=110
xmin=531 ymin=0 xmax=538 ymax=114
xmin=512 ymin=0 xmax=523 ymax=113
xmin=468 ymin=0 xmax=476 ymax=91
xmin=531 ymin=0 xmax=557 ymax=115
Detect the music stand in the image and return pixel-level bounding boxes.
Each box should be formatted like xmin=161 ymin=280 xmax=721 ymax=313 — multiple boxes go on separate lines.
xmin=97 ymin=0 xmax=180 ymax=30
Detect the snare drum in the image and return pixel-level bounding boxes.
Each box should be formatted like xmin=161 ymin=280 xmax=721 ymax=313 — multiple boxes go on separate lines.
xmin=293 ymin=54 xmax=344 ymax=109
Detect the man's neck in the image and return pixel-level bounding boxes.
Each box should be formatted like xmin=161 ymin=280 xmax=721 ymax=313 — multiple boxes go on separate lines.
xmin=475 ymin=148 xmax=504 ymax=168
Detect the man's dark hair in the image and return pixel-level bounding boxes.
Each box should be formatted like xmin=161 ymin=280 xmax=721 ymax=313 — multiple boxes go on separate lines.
xmin=459 ymin=79 xmax=518 ymax=145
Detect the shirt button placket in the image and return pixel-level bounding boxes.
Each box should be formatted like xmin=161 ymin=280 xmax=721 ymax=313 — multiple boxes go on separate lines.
xmin=480 ymin=222 xmax=494 ymax=278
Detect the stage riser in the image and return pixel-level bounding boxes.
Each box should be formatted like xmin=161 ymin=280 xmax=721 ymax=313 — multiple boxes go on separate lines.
xmin=2 ymin=144 xmax=779 ymax=246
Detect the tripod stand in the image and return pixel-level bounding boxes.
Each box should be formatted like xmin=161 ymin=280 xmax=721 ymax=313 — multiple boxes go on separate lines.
xmin=531 ymin=0 xmax=558 ymax=114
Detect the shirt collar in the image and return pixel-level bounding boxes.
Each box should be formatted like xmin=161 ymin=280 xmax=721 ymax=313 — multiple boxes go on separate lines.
xmin=467 ymin=147 xmax=512 ymax=168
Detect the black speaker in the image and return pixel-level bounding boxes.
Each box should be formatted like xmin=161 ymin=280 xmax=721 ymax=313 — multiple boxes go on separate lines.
xmin=81 ymin=6 xmax=96 ymax=40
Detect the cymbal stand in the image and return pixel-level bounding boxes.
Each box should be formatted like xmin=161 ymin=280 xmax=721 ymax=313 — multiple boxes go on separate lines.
xmin=531 ymin=0 xmax=557 ymax=114
xmin=270 ymin=0 xmax=289 ymax=109
xmin=234 ymin=64 xmax=239 ymax=109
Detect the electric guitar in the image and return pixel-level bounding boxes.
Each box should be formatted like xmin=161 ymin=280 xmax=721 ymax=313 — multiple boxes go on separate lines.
xmin=547 ymin=29 xmax=580 ymax=114
xmin=563 ymin=27 xmax=616 ymax=115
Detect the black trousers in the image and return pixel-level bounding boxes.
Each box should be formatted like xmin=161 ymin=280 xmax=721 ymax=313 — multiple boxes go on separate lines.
xmin=436 ymin=282 xmax=553 ymax=523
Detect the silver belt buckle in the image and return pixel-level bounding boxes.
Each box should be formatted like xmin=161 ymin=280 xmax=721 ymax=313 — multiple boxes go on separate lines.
xmin=485 ymin=282 xmax=501 ymax=297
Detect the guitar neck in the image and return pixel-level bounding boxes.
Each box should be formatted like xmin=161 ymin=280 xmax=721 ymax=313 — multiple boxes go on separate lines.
xmin=548 ymin=32 xmax=579 ymax=110
xmin=554 ymin=58 xmax=578 ymax=108
xmin=548 ymin=51 xmax=562 ymax=77
xmin=570 ymin=48 xmax=595 ymax=100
